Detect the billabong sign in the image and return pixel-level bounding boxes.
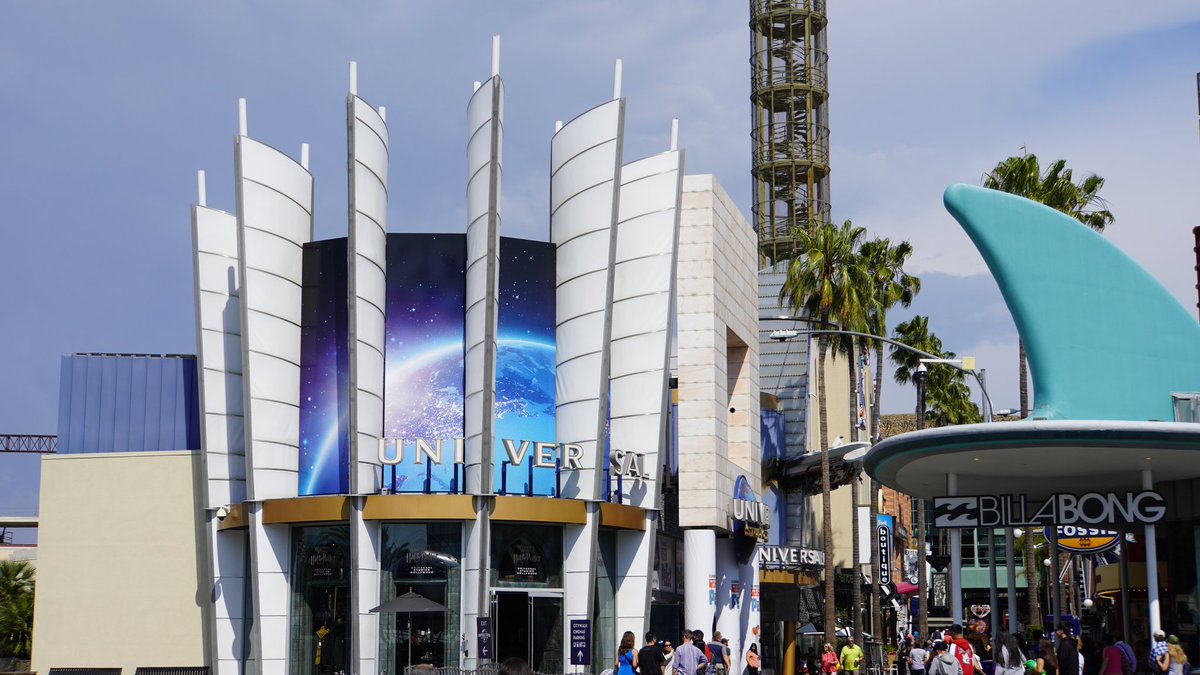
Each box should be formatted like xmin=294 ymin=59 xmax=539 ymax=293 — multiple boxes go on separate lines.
xmin=933 ymin=490 xmax=1165 ymax=528
xmin=758 ymin=545 xmax=824 ymax=570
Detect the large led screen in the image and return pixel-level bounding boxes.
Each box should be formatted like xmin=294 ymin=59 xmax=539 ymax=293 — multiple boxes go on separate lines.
xmin=384 ymin=234 xmax=466 ymax=493
xmin=493 ymin=238 xmax=557 ymax=496
xmin=298 ymin=240 xmax=351 ymax=496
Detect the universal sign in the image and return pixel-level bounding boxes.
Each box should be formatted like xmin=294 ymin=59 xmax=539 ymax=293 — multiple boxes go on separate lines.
xmin=933 ymin=490 xmax=1166 ymax=528
xmin=757 ymin=545 xmax=824 ymax=570
xmin=377 ymin=437 xmax=650 ymax=481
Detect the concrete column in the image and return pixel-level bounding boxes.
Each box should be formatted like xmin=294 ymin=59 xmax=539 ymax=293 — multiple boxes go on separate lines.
xmin=1119 ymin=537 xmax=1131 ymax=640
xmin=351 ymin=498 xmax=382 ymax=675
xmin=1005 ymin=528 xmax=1018 ymax=634
xmin=564 ymin=506 xmax=601 ymax=666
xmin=1143 ymin=470 xmax=1161 ymax=639
xmin=615 ymin=520 xmax=656 ymax=642
xmin=247 ymin=504 xmax=290 ymax=675
xmin=460 ymin=503 xmax=490 ymax=668
xmin=739 ymin=546 xmax=761 ymax=675
xmin=1048 ymin=526 xmax=1062 ymax=636
xmin=782 ymin=622 xmax=797 ymax=675
xmin=207 ymin=519 xmax=248 ymax=675
xmin=715 ymin=537 xmax=740 ymax=652
xmin=685 ymin=529 xmax=718 ymax=635
xmin=988 ymin=529 xmax=999 ymax=640
xmin=948 ymin=474 xmax=963 ymax=624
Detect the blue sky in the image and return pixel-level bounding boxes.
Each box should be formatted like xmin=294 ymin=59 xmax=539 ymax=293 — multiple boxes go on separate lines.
xmin=2 ymin=2 xmax=1199 ymax=524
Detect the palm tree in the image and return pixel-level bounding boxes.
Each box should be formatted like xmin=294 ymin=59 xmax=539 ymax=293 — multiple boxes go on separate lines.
xmin=861 ymin=239 xmax=920 ymax=441
xmin=889 ymin=317 xmax=979 ymax=426
xmin=0 ymin=560 xmax=34 ymax=659
xmin=781 ymin=219 xmax=872 ymax=644
xmin=982 ymin=152 xmax=1113 ymax=627
xmin=859 ymin=238 xmax=920 ymax=636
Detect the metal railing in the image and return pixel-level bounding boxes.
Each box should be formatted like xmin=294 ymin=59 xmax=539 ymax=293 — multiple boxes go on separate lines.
xmin=402 ymin=666 xmax=561 ymax=675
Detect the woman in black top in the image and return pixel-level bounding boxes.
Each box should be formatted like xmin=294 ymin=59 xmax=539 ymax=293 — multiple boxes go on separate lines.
xmin=1036 ymin=639 xmax=1059 ymax=675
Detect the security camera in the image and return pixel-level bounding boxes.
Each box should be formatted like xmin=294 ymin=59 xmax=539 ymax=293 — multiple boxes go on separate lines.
xmin=216 ymin=505 xmax=230 ymax=520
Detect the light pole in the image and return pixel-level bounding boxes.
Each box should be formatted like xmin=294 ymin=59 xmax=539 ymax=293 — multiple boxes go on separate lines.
xmin=915 ymin=364 xmax=928 ymax=639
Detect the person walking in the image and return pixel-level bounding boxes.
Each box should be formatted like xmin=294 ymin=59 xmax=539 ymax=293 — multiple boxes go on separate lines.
xmin=928 ymin=642 xmax=963 ymax=675
xmin=820 ymin=644 xmax=839 ymax=675
xmin=1150 ymin=631 xmax=1169 ymax=674
xmin=617 ymin=631 xmax=640 ymax=675
xmin=899 ymin=634 xmax=912 ymax=675
xmin=1056 ymin=626 xmax=1081 ymax=675
xmin=663 ymin=641 xmax=676 ymax=674
xmin=1033 ymin=639 xmax=1058 ymax=675
xmin=947 ymin=625 xmax=976 ymax=675
xmin=910 ymin=640 xmax=929 ymax=675
xmin=639 ymin=633 xmax=666 ymax=675
xmin=707 ymin=632 xmax=730 ymax=675
xmin=1166 ymin=636 xmax=1188 ymax=675
xmin=840 ymin=635 xmax=865 ymax=675
xmin=746 ymin=644 xmax=761 ymax=675
xmin=674 ymin=630 xmax=709 ymax=675
xmin=993 ymin=632 xmax=1026 ymax=675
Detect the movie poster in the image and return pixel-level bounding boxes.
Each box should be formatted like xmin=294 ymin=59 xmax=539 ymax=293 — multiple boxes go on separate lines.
xmin=298 ymin=240 xmax=351 ymax=496
xmin=492 ymin=238 xmax=556 ymax=495
xmin=384 ymin=234 xmax=466 ymax=493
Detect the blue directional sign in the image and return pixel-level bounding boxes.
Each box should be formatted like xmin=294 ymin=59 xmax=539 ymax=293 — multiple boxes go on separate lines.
xmin=570 ymin=619 xmax=591 ymax=665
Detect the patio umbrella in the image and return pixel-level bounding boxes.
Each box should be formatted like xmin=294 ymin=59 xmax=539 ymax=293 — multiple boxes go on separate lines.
xmin=370 ymin=590 xmax=449 ymax=670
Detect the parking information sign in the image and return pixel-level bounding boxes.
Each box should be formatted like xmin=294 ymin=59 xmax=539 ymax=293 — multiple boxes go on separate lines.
xmin=570 ymin=619 xmax=591 ymax=665
xmin=477 ymin=617 xmax=493 ymax=661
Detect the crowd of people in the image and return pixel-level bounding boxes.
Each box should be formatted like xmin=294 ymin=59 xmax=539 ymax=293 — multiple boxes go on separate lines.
xmin=614 ymin=629 xmax=762 ymax=675
xmin=585 ymin=622 xmax=1194 ymax=675
xmin=889 ymin=624 xmax=1190 ymax=675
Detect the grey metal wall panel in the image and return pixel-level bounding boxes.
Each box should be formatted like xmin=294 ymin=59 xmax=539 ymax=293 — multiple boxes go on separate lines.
xmin=235 ymin=136 xmax=312 ymax=501
xmin=758 ymin=263 xmax=810 ymax=457
xmin=55 ymin=354 xmax=201 ymax=454
xmin=347 ymin=95 xmax=389 ymax=495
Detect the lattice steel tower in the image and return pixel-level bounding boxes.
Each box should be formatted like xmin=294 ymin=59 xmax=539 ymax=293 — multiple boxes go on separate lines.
xmin=750 ymin=0 xmax=830 ymax=265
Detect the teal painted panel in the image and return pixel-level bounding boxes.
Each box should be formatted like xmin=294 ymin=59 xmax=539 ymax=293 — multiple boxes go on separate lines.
xmin=943 ymin=185 xmax=1200 ymax=422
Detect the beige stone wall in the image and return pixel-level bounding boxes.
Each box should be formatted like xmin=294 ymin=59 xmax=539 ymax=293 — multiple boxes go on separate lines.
xmin=676 ymin=174 xmax=761 ymax=530
xmin=32 ymin=451 xmax=208 ymax=675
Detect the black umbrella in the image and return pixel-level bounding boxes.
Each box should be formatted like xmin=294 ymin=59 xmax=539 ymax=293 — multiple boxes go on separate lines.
xmin=370 ymin=590 xmax=448 ymax=671
xmin=370 ymin=590 xmax=449 ymax=615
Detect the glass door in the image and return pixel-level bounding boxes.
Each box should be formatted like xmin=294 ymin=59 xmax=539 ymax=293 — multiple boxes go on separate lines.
xmin=490 ymin=590 xmax=564 ymax=672
xmin=530 ymin=594 xmax=563 ymax=673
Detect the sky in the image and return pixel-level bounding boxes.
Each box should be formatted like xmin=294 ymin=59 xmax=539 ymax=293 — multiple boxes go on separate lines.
xmin=2 ymin=2 xmax=1199 ymax=525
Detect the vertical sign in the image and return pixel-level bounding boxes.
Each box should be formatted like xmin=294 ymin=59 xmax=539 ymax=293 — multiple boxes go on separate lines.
xmin=477 ymin=617 xmax=493 ymax=661
xmin=570 ymin=619 xmax=591 ymax=665
xmin=877 ymin=514 xmax=893 ymax=586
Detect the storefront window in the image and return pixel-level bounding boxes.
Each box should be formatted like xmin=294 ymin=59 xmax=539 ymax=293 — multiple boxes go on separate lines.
xmin=289 ymin=525 xmax=352 ymax=675
xmin=491 ymin=524 xmax=563 ymax=588
xmin=379 ymin=523 xmax=463 ymax=673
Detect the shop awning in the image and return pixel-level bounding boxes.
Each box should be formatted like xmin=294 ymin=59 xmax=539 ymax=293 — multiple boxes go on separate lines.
xmin=895 ymin=581 xmax=919 ymax=596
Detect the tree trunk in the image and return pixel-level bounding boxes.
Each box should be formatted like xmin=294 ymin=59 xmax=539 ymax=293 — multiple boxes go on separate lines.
xmin=872 ymin=341 xmax=883 ymax=442
xmin=1019 ymin=340 xmax=1029 ymax=418
xmin=819 ymin=336 xmax=836 ymax=645
xmin=849 ymin=347 xmax=863 ymax=644
xmin=1025 ymin=532 xmax=1041 ymax=629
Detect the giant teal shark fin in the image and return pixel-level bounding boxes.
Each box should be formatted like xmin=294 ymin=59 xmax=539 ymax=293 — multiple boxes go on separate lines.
xmin=942 ymin=184 xmax=1200 ymax=422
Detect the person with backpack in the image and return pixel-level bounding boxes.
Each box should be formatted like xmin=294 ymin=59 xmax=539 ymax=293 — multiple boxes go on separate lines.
xmin=1100 ymin=636 xmax=1127 ymax=675
xmin=1112 ymin=638 xmax=1135 ymax=675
